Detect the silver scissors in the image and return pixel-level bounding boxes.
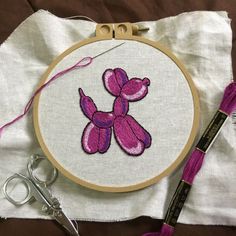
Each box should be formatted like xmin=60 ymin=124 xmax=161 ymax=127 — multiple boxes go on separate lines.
xmin=2 ymin=154 xmax=79 ymax=236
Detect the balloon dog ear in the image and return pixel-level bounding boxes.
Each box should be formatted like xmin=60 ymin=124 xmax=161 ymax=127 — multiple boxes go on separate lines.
xmin=102 ymin=68 xmax=129 ymax=97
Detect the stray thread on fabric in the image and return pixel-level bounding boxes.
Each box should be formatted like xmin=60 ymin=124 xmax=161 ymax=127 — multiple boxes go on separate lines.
xmin=0 ymin=57 xmax=93 ymax=137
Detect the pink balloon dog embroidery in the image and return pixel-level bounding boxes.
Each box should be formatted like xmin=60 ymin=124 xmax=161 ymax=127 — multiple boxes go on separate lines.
xmin=78 ymin=68 xmax=152 ymax=156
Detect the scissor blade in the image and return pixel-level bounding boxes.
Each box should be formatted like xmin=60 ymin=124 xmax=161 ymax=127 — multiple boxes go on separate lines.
xmin=54 ymin=210 xmax=79 ymax=236
xmin=29 ymin=181 xmax=53 ymax=206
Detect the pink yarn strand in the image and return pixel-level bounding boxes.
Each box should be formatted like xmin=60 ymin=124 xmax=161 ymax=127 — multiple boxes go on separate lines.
xmin=181 ymin=149 xmax=205 ymax=184
xmin=219 ymin=81 xmax=236 ymax=115
xmin=142 ymin=224 xmax=174 ymax=236
xmin=0 ymin=57 xmax=93 ymax=137
xmin=159 ymin=224 xmax=174 ymax=236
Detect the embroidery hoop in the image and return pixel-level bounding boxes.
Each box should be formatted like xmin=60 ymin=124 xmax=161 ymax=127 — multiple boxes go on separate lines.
xmin=33 ymin=23 xmax=200 ymax=192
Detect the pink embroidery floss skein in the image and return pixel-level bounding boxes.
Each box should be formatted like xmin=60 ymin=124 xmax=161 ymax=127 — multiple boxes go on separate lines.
xmin=143 ymin=81 xmax=236 ymax=236
xmin=0 ymin=57 xmax=93 ymax=137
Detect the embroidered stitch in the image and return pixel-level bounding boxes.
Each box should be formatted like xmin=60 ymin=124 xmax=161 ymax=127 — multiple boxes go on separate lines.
xmin=79 ymin=68 xmax=152 ymax=156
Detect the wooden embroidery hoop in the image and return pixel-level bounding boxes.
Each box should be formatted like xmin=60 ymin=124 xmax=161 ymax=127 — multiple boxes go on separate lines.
xmin=33 ymin=23 xmax=200 ymax=193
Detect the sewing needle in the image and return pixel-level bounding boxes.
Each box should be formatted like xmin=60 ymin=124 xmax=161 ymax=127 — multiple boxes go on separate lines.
xmin=93 ymin=42 xmax=125 ymax=59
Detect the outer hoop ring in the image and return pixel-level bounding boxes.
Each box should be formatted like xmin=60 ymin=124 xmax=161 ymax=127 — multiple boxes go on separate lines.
xmin=33 ymin=27 xmax=200 ymax=193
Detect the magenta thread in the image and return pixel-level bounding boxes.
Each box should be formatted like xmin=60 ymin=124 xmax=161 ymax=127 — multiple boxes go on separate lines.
xmin=79 ymin=68 xmax=152 ymax=156
xmin=143 ymin=223 xmax=174 ymax=236
xmin=219 ymin=81 xmax=236 ymax=115
xmin=0 ymin=57 xmax=93 ymax=137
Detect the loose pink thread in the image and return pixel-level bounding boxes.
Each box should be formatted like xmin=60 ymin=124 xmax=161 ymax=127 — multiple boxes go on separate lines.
xmin=0 ymin=57 xmax=93 ymax=137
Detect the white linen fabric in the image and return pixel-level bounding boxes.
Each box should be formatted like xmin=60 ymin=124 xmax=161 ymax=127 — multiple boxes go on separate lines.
xmin=0 ymin=10 xmax=235 ymax=226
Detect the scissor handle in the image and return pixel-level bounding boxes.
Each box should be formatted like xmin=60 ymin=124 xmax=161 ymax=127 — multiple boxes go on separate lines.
xmin=2 ymin=173 xmax=33 ymax=206
xmin=27 ymin=154 xmax=58 ymax=186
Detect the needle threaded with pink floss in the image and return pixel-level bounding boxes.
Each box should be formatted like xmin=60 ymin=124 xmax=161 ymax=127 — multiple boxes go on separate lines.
xmin=143 ymin=81 xmax=236 ymax=236
xmin=0 ymin=57 xmax=93 ymax=137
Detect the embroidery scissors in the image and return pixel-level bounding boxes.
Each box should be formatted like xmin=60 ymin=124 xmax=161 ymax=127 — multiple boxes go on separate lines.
xmin=2 ymin=154 xmax=79 ymax=236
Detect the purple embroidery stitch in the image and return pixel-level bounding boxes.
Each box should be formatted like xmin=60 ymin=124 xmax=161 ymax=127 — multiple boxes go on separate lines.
xmin=79 ymin=68 xmax=152 ymax=156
